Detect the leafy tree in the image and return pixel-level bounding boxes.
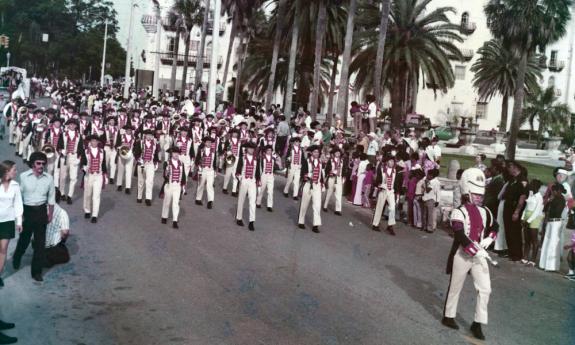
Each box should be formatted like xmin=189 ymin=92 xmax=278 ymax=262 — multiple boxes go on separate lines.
xmin=523 ymin=85 xmax=571 ymax=148
xmin=470 ymin=39 xmax=542 ymax=132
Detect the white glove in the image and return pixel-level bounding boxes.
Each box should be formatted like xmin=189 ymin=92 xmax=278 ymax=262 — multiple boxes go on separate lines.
xmin=479 ymin=237 xmax=494 ymax=249
xmin=475 ymin=249 xmax=489 ymax=260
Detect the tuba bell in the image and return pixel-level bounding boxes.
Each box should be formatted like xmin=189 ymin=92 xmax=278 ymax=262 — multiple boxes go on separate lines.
xmin=225 ymin=151 xmax=236 ymax=166
xmin=42 ymin=144 xmax=56 ymax=159
xmin=119 ymin=145 xmax=132 ymax=160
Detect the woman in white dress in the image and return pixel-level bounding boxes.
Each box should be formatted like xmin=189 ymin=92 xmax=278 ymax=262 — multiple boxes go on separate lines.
xmin=353 ymin=154 xmax=369 ymax=206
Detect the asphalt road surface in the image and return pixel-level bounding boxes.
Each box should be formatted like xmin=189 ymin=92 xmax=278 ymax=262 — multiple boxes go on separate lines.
xmin=0 ymin=102 xmax=574 ymax=345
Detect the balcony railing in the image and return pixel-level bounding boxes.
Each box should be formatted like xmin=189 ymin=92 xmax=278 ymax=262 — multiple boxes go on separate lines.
xmin=159 ymin=52 xmax=223 ymax=67
xmin=461 ymin=48 xmax=474 ymax=61
xmin=460 ymin=21 xmax=476 ymax=35
xmin=549 ymin=60 xmax=565 ymax=72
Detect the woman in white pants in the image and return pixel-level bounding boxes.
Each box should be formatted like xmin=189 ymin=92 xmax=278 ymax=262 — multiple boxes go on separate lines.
xmin=539 ymin=183 xmax=566 ymax=271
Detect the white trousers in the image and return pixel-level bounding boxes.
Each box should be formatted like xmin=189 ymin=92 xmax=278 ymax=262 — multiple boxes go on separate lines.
xmin=372 ymin=189 xmax=396 ymax=227
xmin=196 ymin=169 xmax=215 ymax=202
xmin=104 ymin=146 xmax=117 ymax=181
xmin=180 ymin=155 xmax=192 ymax=191
xmin=323 ymin=176 xmax=342 ymax=212
xmin=539 ymin=220 xmax=562 ymax=271
xmin=222 ymin=159 xmax=239 ymax=193
xmin=161 ymin=182 xmax=181 ymax=221
xmin=444 ymin=249 xmax=491 ymax=324
xmin=59 ymin=154 xmax=80 ymax=198
xmin=298 ymin=182 xmax=322 ymax=226
xmin=46 ymin=153 xmax=59 ymax=185
xmin=83 ymin=172 xmax=103 ymax=217
xmin=137 ymin=162 xmax=155 ymax=200
xmin=8 ymin=121 xmax=16 ymax=144
xmin=283 ymin=165 xmax=301 ymax=197
xmin=494 ymin=201 xmax=507 ymax=251
xmin=413 ymin=197 xmax=423 ymax=228
xmin=236 ymin=178 xmax=257 ymax=222
xmin=19 ymin=133 xmax=31 ymax=157
xmin=117 ymin=156 xmax=134 ymax=189
xmin=257 ymin=173 xmax=274 ymax=207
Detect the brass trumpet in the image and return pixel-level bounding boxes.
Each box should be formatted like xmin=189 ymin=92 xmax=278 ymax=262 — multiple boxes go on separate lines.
xmin=119 ymin=145 xmax=132 ymax=159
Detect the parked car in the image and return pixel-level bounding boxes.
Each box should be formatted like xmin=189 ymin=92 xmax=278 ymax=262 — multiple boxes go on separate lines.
xmin=433 ymin=126 xmax=456 ymax=141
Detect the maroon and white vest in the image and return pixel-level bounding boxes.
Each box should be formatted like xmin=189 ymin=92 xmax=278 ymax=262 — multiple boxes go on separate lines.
xmin=263 ymin=155 xmax=274 ymax=174
xmin=50 ymin=127 xmax=61 ymax=147
xmin=176 ymin=137 xmax=190 ymax=156
xmin=122 ymin=134 xmax=134 ymax=149
xmin=88 ymin=148 xmax=103 ymax=173
xmin=230 ymin=138 xmax=240 ymax=156
xmin=168 ymin=159 xmax=183 ymax=183
xmin=291 ymin=146 xmax=302 ymax=166
xmin=202 ymin=150 xmax=214 ymax=169
xmin=105 ymin=126 xmax=117 ymax=146
xmin=65 ymin=130 xmax=79 ymax=154
xmin=309 ymin=159 xmax=321 ymax=184
xmin=142 ymin=139 xmax=156 ymax=162
xmin=243 ymin=155 xmax=255 ymax=179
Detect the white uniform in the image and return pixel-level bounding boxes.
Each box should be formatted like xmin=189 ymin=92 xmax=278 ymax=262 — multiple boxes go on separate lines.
xmin=136 ymin=139 xmax=158 ymax=201
xmin=161 ymin=159 xmax=185 ymax=222
xmin=82 ymin=147 xmax=106 ymax=218
xmin=283 ymin=145 xmax=303 ymax=197
xmin=59 ymin=130 xmax=82 ymax=198
xmin=372 ymin=166 xmax=397 ymax=227
xmin=444 ymin=204 xmax=496 ymax=325
xmin=223 ymin=137 xmax=241 ymax=193
xmin=323 ymin=157 xmax=344 ymax=212
xmin=236 ymin=154 xmax=258 ymax=222
xmin=256 ymin=154 xmax=275 ymax=208
xmin=298 ymin=158 xmax=323 ymax=227
xmin=116 ymin=133 xmax=135 ymax=190
xmin=196 ymin=147 xmax=216 ymax=203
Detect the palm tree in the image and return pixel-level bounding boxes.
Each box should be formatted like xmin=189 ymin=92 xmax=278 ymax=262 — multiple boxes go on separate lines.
xmin=168 ymin=0 xmax=203 ymax=94
xmin=194 ymin=0 xmax=210 ymax=91
xmin=523 ymin=85 xmax=571 ymax=148
xmin=166 ymin=10 xmax=183 ymax=93
xmin=372 ymin=0 xmax=391 ymax=108
xmin=309 ymin=0 xmax=328 ymax=119
xmin=335 ymin=0 xmax=357 ymax=126
xmin=485 ymin=0 xmax=572 ymax=159
xmin=221 ymin=0 xmax=262 ymax=101
xmin=284 ymin=0 xmax=301 ymax=118
xmin=351 ymin=0 xmax=463 ymax=128
xmin=265 ymin=0 xmax=288 ymax=110
xmin=470 ymin=39 xmax=542 ymax=132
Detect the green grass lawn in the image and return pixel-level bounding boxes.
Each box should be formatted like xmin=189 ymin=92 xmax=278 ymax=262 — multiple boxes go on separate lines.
xmin=440 ymin=154 xmax=556 ymax=184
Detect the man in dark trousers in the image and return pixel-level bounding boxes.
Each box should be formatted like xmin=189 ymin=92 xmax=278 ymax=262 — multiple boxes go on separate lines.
xmin=13 ymin=152 xmax=56 ymax=282
xmin=0 ymin=317 xmax=16 ymax=344
xmin=501 ymin=161 xmax=528 ymax=261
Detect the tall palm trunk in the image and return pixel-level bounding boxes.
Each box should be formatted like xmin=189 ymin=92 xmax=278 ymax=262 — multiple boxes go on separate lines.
xmin=195 ymin=0 xmax=210 ymax=90
xmin=170 ymin=28 xmax=181 ymax=93
xmin=180 ymin=32 xmax=191 ymax=94
xmin=284 ymin=0 xmax=301 ymax=119
xmin=326 ymin=54 xmax=338 ymax=125
xmin=506 ymin=51 xmax=528 ymax=160
xmin=222 ymin=18 xmax=237 ymax=100
xmin=233 ymin=33 xmax=250 ymax=107
xmin=500 ymin=93 xmax=509 ymax=132
xmin=336 ymin=0 xmax=357 ymax=127
xmin=265 ymin=0 xmax=287 ymax=110
xmin=309 ymin=0 xmax=328 ymax=120
xmin=373 ymin=0 xmax=391 ymax=108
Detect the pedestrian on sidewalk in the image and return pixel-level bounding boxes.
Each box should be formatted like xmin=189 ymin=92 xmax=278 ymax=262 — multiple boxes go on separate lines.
xmin=422 ymin=168 xmax=441 ymax=233
xmin=0 ymin=161 xmax=22 ymax=287
xmin=539 ymin=183 xmax=566 ymax=272
xmin=13 ymin=152 xmax=56 ymax=282
xmin=521 ymin=179 xmax=543 ymax=266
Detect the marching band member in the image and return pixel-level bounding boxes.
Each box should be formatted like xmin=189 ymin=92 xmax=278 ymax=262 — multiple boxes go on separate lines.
xmin=235 ymin=142 xmax=259 ymax=231
xmin=222 ymin=128 xmax=242 ymax=196
xmin=115 ymin=125 xmax=136 ymax=194
xmin=371 ymin=155 xmax=400 ymax=235
xmin=117 ymin=108 xmax=130 ymax=130
xmin=81 ymin=135 xmax=107 ymax=223
xmin=442 ymin=168 xmax=498 ymax=341
xmin=102 ymin=117 xmax=118 ymax=184
xmin=298 ymin=145 xmax=324 ymax=233
xmin=238 ymin=121 xmax=250 ymax=143
xmin=57 ymin=119 xmax=84 ymax=204
xmin=156 ymin=112 xmax=172 ymax=163
xmin=203 ymin=113 xmax=216 ymax=132
xmin=283 ymin=137 xmax=303 ymax=200
xmin=78 ymin=112 xmax=90 ymax=139
xmin=323 ymin=147 xmax=346 ymax=215
xmin=256 ymin=145 xmax=276 ymax=212
xmin=130 ymin=109 xmax=142 ymax=131
xmin=134 ymin=129 xmax=160 ymax=206
xmin=88 ymin=112 xmax=104 ymax=137
xmin=194 ymin=136 xmax=217 ymax=209
xmin=258 ymin=128 xmax=276 ymax=154
xmin=4 ymin=97 xmax=20 ymax=145
xmin=173 ymin=127 xmax=193 ymax=192
xmin=45 ymin=117 xmax=63 ymax=181
xmin=138 ymin=114 xmax=156 ymax=137
xmin=160 ymin=147 xmax=186 ymax=229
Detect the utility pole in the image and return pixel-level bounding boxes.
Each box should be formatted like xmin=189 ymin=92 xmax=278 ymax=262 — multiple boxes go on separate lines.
xmin=153 ymin=0 xmax=162 ymax=99
xmin=207 ymin=0 xmax=221 ymax=113
xmin=123 ymin=0 xmax=137 ymax=99
xmin=100 ymin=20 xmax=108 ymax=87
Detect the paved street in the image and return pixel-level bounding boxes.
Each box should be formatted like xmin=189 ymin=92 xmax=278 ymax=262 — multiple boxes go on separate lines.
xmin=0 ymin=104 xmax=573 ymax=345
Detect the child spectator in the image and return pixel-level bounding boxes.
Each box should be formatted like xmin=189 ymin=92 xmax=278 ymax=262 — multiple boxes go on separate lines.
xmin=475 ymin=154 xmax=487 ymax=172
xmin=362 ymin=164 xmax=375 ymax=208
xmin=521 ymin=179 xmax=544 ymax=266
xmin=422 ymin=168 xmax=441 ymax=233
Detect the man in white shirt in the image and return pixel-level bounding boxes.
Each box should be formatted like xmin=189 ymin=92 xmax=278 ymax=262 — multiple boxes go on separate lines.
xmin=367 ymin=94 xmax=377 ymax=134
xmin=422 ymin=169 xmax=441 ymax=233
xmin=45 ymin=203 xmax=70 ymax=268
xmin=426 ymin=136 xmax=442 ymax=165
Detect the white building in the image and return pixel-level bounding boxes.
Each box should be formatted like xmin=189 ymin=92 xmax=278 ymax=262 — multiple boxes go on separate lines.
xmin=137 ymin=0 xmax=234 ymax=96
xmin=413 ymin=0 xmax=575 ymax=131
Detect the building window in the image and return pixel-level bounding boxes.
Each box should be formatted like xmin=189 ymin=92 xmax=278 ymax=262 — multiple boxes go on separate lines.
xmin=550 ymin=50 xmax=558 ymax=65
xmin=461 ymin=12 xmax=469 ymax=25
xmin=476 ymin=102 xmax=488 ymax=119
xmin=167 ymin=37 xmax=176 ymax=54
xmin=454 ymin=65 xmax=466 ymax=80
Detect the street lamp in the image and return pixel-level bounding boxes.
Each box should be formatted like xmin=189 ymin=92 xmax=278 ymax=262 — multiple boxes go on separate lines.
xmin=6 ymin=52 xmax=10 ymax=67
